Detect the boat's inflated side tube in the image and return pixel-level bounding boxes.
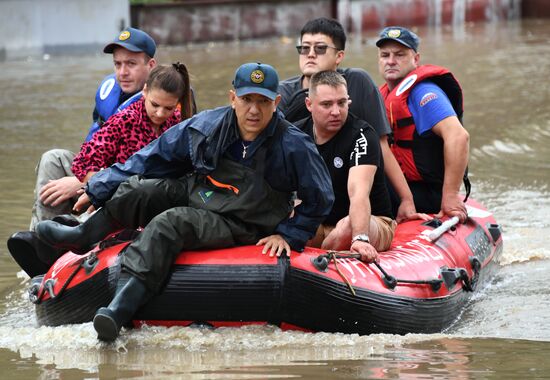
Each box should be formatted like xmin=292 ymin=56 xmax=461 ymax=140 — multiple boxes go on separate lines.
xmin=35 ymin=259 xmax=119 ymax=326
xmin=133 ymin=257 xmax=290 ymax=325
xmin=281 ymin=267 xmax=471 ymax=335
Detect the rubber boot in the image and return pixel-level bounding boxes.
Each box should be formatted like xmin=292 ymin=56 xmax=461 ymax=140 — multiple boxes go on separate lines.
xmin=93 ymin=273 xmax=150 ymax=342
xmin=35 ymin=209 xmax=120 ymax=254
xmin=51 ymin=214 xmax=81 ymax=227
xmin=7 ymin=231 xmax=64 ymax=277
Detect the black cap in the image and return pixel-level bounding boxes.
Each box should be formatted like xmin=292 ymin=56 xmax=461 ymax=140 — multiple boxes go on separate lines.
xmin=103 ymin=27 xmax=156 ymax=58
xmin=376 ymin=26 xmax=420 ymax=52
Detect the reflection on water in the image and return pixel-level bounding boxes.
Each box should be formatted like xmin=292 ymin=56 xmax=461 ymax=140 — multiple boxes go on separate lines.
xmin=1 ymin=18 xmax=550 ymax=379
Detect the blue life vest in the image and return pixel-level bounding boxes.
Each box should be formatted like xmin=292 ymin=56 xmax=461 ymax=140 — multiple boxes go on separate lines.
xmin=85 ymin=74 xmax=142 ymax=141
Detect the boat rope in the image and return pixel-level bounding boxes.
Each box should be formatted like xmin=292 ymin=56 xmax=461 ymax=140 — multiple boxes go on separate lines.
xmin=312 ymin=252 xmax=446 ymax=292
xmin=30 ymin=252 xmax=96 ymax=305
xmin=327 ymin=251 xmax=357 ymax=296
xmin=371 ymin=260 xmax=444 ymax=291
xmin=30 ymin=234 xmax=134 ymax=305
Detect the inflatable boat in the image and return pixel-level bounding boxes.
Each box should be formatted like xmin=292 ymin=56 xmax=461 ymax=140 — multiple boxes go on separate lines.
xmin=28 ymin=199 xmax=503 ymax=335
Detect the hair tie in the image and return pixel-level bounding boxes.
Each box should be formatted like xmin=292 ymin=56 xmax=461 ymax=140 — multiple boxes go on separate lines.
xmin=172 ymin=62 xmax=187 ymax=74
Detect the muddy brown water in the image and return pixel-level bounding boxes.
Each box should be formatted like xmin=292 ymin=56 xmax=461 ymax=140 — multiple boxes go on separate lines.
xmin=0 ymin=19 xmax=549 ymax=379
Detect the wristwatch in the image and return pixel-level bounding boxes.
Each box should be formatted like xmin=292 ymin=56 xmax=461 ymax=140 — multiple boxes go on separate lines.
xmin=352 ymin=234 xmax=370 ymax=244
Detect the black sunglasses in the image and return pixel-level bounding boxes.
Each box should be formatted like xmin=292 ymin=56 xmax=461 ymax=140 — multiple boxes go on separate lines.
xmin=296 ymin=45 xmax=339 ymax=55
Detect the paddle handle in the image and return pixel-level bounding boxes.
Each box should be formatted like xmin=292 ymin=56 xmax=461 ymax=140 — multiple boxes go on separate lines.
xmin=427 ymin=216 xmax=460 ymax=241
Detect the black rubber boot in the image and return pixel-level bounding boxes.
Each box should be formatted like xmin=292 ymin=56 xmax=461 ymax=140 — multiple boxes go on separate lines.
xmin=35 ymin=209 xmax=120 ymax=254
xmin=7 ymin=231 xmax=65 ymax=277
xmin=51 ymin=214 xmax=81 ymax=227
xmin=93 ymin=273 xmax=150 ymax=342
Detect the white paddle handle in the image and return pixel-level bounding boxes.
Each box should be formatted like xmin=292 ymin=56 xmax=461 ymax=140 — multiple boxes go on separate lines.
xmin=427 ymin=216 xmax=460 ymax=241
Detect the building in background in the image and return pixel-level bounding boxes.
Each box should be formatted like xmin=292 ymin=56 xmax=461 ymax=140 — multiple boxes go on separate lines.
xmin=131 ymin=0 xmax=522 ymax=45
xmin=0 ymin=0 xmax=129 ymax=60
xmin=3 ymin=0 xmax=548 ymax=61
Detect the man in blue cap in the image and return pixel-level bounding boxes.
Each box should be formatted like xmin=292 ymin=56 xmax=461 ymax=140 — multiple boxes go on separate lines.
xmin=91 ymin=27 xmax=158 ymax=140
xmin=30 ymin=27 xmax=159 ymax=231
xmin=9 ymin=28 xmax=161 ymax=277
xmin=376 ymin=26 xmax=470 ymax=223
xmin=35 ymin=62 xmax=334 ymax=342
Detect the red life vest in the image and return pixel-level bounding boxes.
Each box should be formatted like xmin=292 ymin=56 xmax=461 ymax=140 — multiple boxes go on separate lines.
xmin=379 ymin=65 xmax=463 ymax=183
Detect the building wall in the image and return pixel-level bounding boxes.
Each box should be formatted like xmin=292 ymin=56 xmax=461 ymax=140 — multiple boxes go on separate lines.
xmin=133 ymin=0 xmax=523 ymax=45
xmin=522 ymin=0 xmax=550 ymax=18
xmin=339 ymin=0 xmax=522 ymax=34
xmin=0 ymin=0 xmax=129 ymax=60
xmin=131 ymin=0 xmax=332 ymax=45
xmin=2 ymin=0 xmax=545 ymax=60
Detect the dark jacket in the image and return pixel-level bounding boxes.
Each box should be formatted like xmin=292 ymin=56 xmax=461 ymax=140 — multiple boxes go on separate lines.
xmin=86 ymin=106 xmax=334 ymax=250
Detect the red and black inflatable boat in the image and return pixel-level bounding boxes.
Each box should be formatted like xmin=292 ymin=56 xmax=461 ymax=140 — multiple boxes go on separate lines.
xmin=29 ymin=199 xmax=503 ymax=335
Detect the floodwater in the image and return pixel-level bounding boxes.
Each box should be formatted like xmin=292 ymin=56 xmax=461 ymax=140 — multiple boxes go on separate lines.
xmin=1 ymin=18 xmax=550 ymax=379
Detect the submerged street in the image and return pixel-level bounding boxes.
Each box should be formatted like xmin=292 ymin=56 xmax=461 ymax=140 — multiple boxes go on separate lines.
xmin=0 ymin=18 xmax=549 ymax=379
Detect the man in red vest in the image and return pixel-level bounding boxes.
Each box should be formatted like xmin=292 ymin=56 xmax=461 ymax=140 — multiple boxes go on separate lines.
xmin=377 ymin=26 xmax=469 ymax=223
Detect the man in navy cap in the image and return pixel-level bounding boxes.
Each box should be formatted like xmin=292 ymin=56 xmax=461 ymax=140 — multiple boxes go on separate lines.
xmin=35 ymin=62 xmax=334 ymax=342
xmin=29 ymin=27 xmax=160 ymax=231
xmin=8 ymin=28 xmax=161 ymax=279
xmin=376 ymin=26 xmax=470 ymax=223
xmin=91 ymin=27 xmax=158 ymax=140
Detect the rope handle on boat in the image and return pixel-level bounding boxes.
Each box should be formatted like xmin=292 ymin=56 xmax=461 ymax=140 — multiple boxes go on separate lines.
xmin=310 ymin=252 xmax=362 ymax=296
xmin=329 ymin=252 xmax=356 ymax=296
xmin=30 ymin=252 xmax=98 ymax=305
xmin=371 ymin=260 xmax=445 ymax=291
xmin=312 ymin=252 xmax=445 ymax=292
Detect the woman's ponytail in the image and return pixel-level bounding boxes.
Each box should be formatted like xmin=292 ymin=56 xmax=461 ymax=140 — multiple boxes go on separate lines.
xmin=171 ymin=62 xmax=193 ymax=120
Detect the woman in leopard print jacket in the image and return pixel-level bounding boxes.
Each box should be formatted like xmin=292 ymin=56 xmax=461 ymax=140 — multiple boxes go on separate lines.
xmin=71 ymin=62 xmax=194 ymax=184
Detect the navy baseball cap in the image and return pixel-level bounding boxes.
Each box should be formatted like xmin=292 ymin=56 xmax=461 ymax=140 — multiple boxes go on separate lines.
xmin=232 ymin=62 xmax=279 ymax=100
xmin=376 ymin=26 xmax=420 ymax=52
xmin=103 ymin=27 xmax=156 ymax=58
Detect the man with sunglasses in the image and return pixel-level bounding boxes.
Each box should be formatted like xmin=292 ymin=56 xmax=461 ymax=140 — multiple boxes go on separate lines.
xmin=279 ymin=17 xmax=424 ymax=224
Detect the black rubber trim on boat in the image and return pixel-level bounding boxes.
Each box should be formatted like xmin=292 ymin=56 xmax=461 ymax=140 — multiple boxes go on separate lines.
xmin=311 ymin=252 xmax=444 ymax=292
xmin=373 ymin=260 xmax=443 ymax=292
xmin=266 ymin=256 xmax=289 ymax=327
xmin=311 ymin=255 xmax=330 ymax=272
xmin=440 ymin=267 xmax=474 ymax=292
xmin=134 ymin=263 xmax=284 ymax=323
xmin=35 ymin=266 xmax=113 ymax=326
xmin=487 ymin=223 xmax=502 ymax=243
xmin=283 ymin=267 xmax=468 ymax=335
xmin=422 ymin=218 xmax=443 ymax=228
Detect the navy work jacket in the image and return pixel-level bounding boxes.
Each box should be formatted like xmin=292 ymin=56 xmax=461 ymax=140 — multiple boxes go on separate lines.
xmin=86 ymin=106 xmax=334 ymax=251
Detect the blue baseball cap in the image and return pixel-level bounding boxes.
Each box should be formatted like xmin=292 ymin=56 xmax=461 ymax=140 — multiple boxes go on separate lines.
xmin=376 ymin=26 xmax=420 ymax=52
xmin=232 ymin=62 xmax=279 ymax=100
xmin=103 ymin=27 xmax=156 ymax=58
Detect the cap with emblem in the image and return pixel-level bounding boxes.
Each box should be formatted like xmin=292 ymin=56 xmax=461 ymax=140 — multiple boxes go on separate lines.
xmin=103 ymin=27 xmax=156 ymax=58
xmin=376 ymin=26 xmax=420 ymax=52
xmin=232 ymin=62 xmax=279 ymax=101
